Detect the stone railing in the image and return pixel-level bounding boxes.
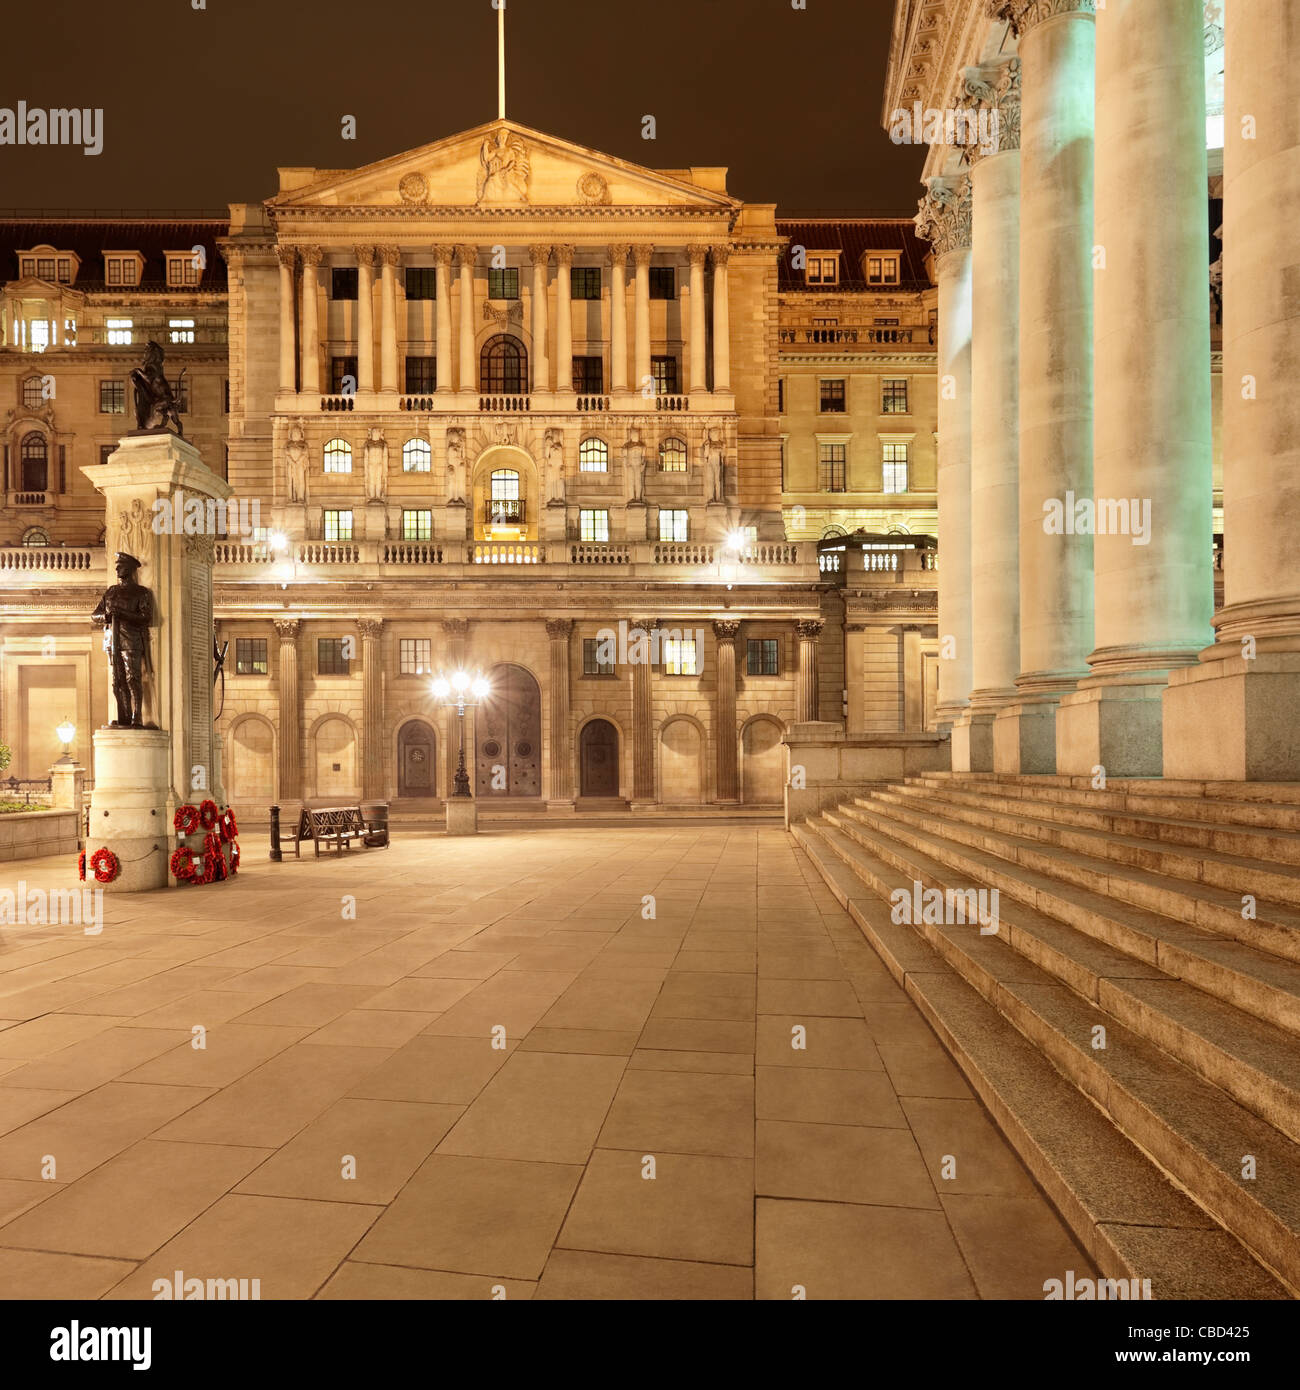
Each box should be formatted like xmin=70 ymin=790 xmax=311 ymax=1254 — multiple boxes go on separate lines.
xmin=471 ymin=541 xmax=544 ymax=564
xmin=399 ymin=394 xmax=438 ymax=412
xmin=570 ymin=542 xmax=631 ymax=564
xmin=296 ymin=542 xmax=360 ymax=563
xmin=10 ymin=492 xmax=49 ymax=507
xmin=319 ymin=395 xmax=355 ymax=412
xmin=653 ymin=541 xmax=715 ymax=565
xmin=382 ymin=541 xmax=444 ymax=564
xmin=779 ymin=326 xmax=922 ymax=347
xmin=576 ymin=395 xmax=611 ymax=413
xmin=479 ymin=394 xmax=531 ymax=413
xmin=653 ymin=395 xmax=689 ymax=412
xmin=0 ymin=546 xmax=96 ymax=571
xmin=213 ymin=540 xmax=273 ymax=565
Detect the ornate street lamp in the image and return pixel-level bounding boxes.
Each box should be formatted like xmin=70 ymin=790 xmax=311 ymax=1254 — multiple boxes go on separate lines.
xmin=432 ymin=670 xmax=491 ymax=798
xmin=55 ymin=718 xmax=76 ymax=766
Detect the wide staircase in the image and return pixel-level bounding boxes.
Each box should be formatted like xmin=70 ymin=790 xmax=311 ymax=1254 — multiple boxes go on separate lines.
xmin=792 ymin=771 xmax=1300 ymax=1299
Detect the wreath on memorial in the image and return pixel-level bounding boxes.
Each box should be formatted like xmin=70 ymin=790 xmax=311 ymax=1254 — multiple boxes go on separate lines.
xmin=78 ymin=849 xmax=86 ymax=881
xmin=173 ymin=804 xmax=201 ymax=835
xmin=199 ymin=799 xmax=220 ymax=831
xmin=220 ymin=808 xmax=238 ymax=842
xmin=89 ymin=847 xmax=120 ymax=884
xmin=228 ymin=841 xmax=240 ymax=874
xmin=170 ymin=846 xmax=198 ymax=883
xmin=169 ymin=803 xmax=239 ymax=886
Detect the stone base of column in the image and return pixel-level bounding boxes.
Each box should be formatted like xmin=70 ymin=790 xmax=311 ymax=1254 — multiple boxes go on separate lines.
xmin=950 ymin=711 xmax=997 ymax=773
xmin=87 ymin=729 xmax=171 ymax=891
xmin=1163 ymin=653 xmax=1300 ymax=781
xmin=1055 ymin=680 xmax=1165 ymax=779
xmin=445 ymin=798 xmax=479 ymax=836
xmin=629 ymin=800 xmax=658 ymax=813
xmin=546 ymin=799 xmax=577 ymax=814
xmin=992 ymin=699 xmax=1060 ymax=775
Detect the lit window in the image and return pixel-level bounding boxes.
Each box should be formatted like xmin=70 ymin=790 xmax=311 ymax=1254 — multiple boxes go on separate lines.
xmin=579 ymin=438 xmax=608 ymax=472
xmin=235 ymin=638 xmax=268 ymax=675
xmin=400 ymin=638 xmax=432 ymax=674
xmin=36 ymin=257 xmax=55 ymax=280
xmin=30 ymin=321 xmax=50 ymax=352
xmin=169 ymin=318 xmax=195 ymax=344
xmin=167 ymin=256 xmax=200 ymax=286
xmin=663 ymin=636 xmax=698 ymax=676
xmin=747 ymin=638 xmax=779 ymax=676
xmin=323 ymin=509 xmax=353 ymax=541
xmin=317 ymin=638 xmax=350 ymax=675
xmin=805 ymin=254 xmax=839 ymax=286
xmin=867 ymin=255 xmax=900 ymax=286
xmin=882 ymin=379 xmax=909 ymax=414
xmin=402 ymin=509 xmax=433 ymax=541
xmin=658 ymin=509 xmax=689 ymax=542
xmin=651 ymin=356 xmax=678 ymax=395
xmin=490 ymin=469 xmax=520 ymax=501
xmin=22 ymin=377 xmax=44 ymax=410
xmin=323 ymin=438 xmax=352 ymax=473
xmin=402 ymin=438 xmax=431 ymax=472
xmin=22 ymin=526 xmax=50 ymax=546
xmin=658 ymin=437 xmax=687 ymax=472
xmin=99 ymin=380 xmax=125 ymax=414
xmin=106 ymin=317 xmax=133 ymax=345
xmin=819 ymin=444 xmax=846 ymax=493
xmin=583 ymin=638 xmax=615 ymax=676
xmin=819 ymin=379 xmax=846 ymax=413
xmin=580 ymin=509 xmax=609 ymax=543
xmin=882 ymin=443 xmax=909 ymax=494
xmin=741 ymin=525 xmax=758 ymax=554
xmin=20 ymin=258 xmax=34 ymax=276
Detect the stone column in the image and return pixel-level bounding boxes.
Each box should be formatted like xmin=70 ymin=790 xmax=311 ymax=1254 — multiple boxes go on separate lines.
xmin=277 ymin=247 xmax=297 ymax=393
xmin=711 ymin=246 xmax=731 ymax=392
xmin=687 ymin=245 xmax=709 ymax=394
xmin=442 ymin=619 xmax=469 ymax=796
xmin=554 ymin=245 xmax=574 ymax=394
xmin=796 ymin=619 xmax=823 ymax=723
xmin=275 ymin=620 xmax=301 ymax=800
xmin=357 ymin=618 xmax=385 ymax=799
xmin=1164 ymin=0 xmax=1300 ymax=778
xmin=355 ymin=245 xmax=375 ymax=394
xmin=993 ymin=0 xmax=1096 ymax=774
xmin=299 ymin=247 xmax=322 ymax=395
xmin=433 ymin=246 xmax=454 ymax=395
xmin=954 ymin=59 xmax=1022 ymax=770
xmin=546 ymin=619 xmax=574 ymax=805
xmin=1057 ymin=0 xmax=1211 ymax=776
xmin=633 ymin=244 xmax=654 ymax=393
xmin=714 ymin=620 xmax=740 ymax=802
xmin=915 ymin=175 xmax=974 ymax=739
xmin=456 ymin=246 xmax=477 ymax=393
xmin=630 ymin=617 xmax=655 ymax=803
xmin=609 ymin=245 xmax=630 ymax=393
xmin=378 ymin=246 xmax=400 ymax=394
xmin=529 ymin=245 xmax=551 ymax=393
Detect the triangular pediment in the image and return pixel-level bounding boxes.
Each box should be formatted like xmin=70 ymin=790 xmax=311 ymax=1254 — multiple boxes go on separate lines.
xmin=267 ymin=120 xmax=736 ymax=214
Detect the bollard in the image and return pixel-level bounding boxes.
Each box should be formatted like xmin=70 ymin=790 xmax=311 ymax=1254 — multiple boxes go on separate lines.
xmin=269 ymin=804 xmax=282 ymax=862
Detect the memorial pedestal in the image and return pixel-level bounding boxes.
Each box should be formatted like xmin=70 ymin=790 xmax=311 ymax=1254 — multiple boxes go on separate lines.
xmin=86 ymin=729 xmax=170 ymax=891
xmin=445 ymin=798 xmax=478 ymax=836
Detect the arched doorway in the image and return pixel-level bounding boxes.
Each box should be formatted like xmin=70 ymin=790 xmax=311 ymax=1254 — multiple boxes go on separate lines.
xmin=397 ymin=720 xmax=436 ymax=798
xmin=480 ymin=334 xmax=528 ymax=394
xmin=580 ymin=719 xmax=620 ymax=798
xmin=228 ymin=715 xmax=275 ymax=802
xmin=476 ymin=663 xmax=542 ymax=796
xmin=742 ymin=718 xmax=785 ymax=804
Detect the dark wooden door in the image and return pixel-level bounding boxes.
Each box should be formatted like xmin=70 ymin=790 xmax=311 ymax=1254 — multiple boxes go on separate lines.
xmin=476 ymin=664 xmax=542 ymax=796
xmin=580 ymin=719 xmax=620 ymax=797
xmin=397 ymin=720 xmax=435 ymax=797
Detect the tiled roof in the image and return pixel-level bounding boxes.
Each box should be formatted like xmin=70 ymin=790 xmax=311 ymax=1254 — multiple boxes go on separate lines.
xmin=775 ymin=217 xmax=932 ymax=293
xmin=0 ymin=219 xmax=229 ymax=291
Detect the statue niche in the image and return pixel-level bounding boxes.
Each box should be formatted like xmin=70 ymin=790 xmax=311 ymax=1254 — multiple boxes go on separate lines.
xmin=285 ymin=419 xmax=309 ymax=504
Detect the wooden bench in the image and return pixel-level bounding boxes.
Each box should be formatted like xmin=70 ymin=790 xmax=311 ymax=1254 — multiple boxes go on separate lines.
xmin=271 ymin=803 xmax=389 ymax=859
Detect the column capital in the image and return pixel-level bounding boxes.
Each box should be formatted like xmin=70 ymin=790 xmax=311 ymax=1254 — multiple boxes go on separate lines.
xmin=545 ymin=618 xmax=574 ymax=639
xmin=991 ymin=0 xmax=1095 ymax=40
xmin=795 ymin=619 xmax=825 ymax=639
xmin=629 ymin=617 xmax=660 ymax=633
xmin=299 ymin=246 xmax=323 ymax=269
xmin=356 ymin=618 xmax=384 ymax=640
xmin=353 ymin=244 xmax=376 ymax=267
xmin=710 ymin=244 xmax=731 ymax=267
xmin=430 ymin=244 xmax=455 ymax=266
xmin=608 ymin=243 xmax=631 ymax=267
xmin=455 ymin=245 xmax=477 ymax=268
xmin=712 ymin=619 xmax=741 ymax=641
xmin=686 ymin=244 xmax=711 ymax=267
xmin=377 ymin=246 xmax=401 ymax=268
xmin=553 ymin=244 xmax=575 ymax=268
xmin=273 ymin=619 xmax=301 ymax=640
xmin=914 ymin=175 xmax=973 ymax=259
xmin=442 ymin=618 xmax=470 ymax=636
xmin=529 ymin=244 xmax=552 ymax=267
xmin=632 ymin=244 xmax=656 ymax=268
xmin=275 ymin=246 xmax=297 ymax=270
xmin=959 ymin=56 xmax=1022 ymax=166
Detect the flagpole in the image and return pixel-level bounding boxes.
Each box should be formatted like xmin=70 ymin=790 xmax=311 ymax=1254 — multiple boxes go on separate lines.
xmin=498 ymin=1 xmax=506 ymax=120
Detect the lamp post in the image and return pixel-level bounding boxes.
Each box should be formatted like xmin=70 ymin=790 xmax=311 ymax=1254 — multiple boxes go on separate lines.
xmin=55 ymin=718 xmax=76 ymax=766
xmin=432 ymin=670 xmax=490 ymax=832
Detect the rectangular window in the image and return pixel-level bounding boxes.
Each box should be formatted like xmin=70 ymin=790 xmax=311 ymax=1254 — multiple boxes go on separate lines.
xmin=402 ymin=509 xmax=433 ymax=541
xmin=658 ymin=509 xmax=689 ymax=542
xmin=317 ymin=638 xmax=350 ymax=676
xmin=235 ymin=637 xmax=268 ymax=675
xmin=405 ymin=267 xmax=437 ymax=300
xmin=37 ymin=257 xmax=55 ymax=280
xmin=806 ymin=255 xmax=839 ymax=286
xmin=882 ymin=443 xmax=909 ymax=494
xmin=819 ymin=379 xmax=846 ymax=413
xmin=649 ymin=267 xmax=675 ymax=299
xmin=169 ymin=317 xmax=195 ymax=344
xmin=819 ymin=444 xmax=846 ymax=493
xmin=20 ymin=258 xmax=34 ymax=276
xmin=867 ymin=255 xmax=900 ymax=286
xmin=99 ymin=445 xmax=114 ymax=464
xmin=167 ymin=257 xmax=199 ymax=286
xmin=747 ymin=638 xmax=779 ymax=676
xmin=580 ymin=509 xmax=609 ymax=543
xmin=582 ymin=637 xmax=615 ymax=676
xmin=106 ymin=317 xmax=133 ymax=346
xmin=330 ymin=356 xmax=358 ymax=394
xmin=323 ymin=509 xmax=353 ymax=541
xmin=570 ymin=266 xmax=602 ymax=300
xmin=331 ymin=267 xmax=358 ymax=300
xmin=107 ymin=259 xmax=122 ymax=285
xmin=405 ymin=356 xmax=436 ymax=393
xmin=99 ymin=380 xmax=125 ymax=414
xmin=663 ymin=636 xmax=698 ymax=676
xmin=572 ymin=356 xmax=603 ymax=393
xmin=56 ymin=258 xmax=71 ymax=283
xmin=122 ymin=260 xmax=138 ymax=285
xmin=487 ymin=267 xmax=519 ymax=300
xmin=651 ymin=356 xmax=679 ymax=395
xmin=881 ymin=378 xmax=909 ymax=414
xmin=400 ymin=637 xmax=432 ymax=675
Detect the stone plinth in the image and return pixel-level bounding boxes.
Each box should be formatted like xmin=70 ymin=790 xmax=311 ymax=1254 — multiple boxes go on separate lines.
xmin=49 ymin=762 xmax=86 ymax=813
xmin=86 ymin=729 xmax=170 ymax=890
xmin=1164 ymin=655 xmax=1300 ymax=781
xmin=445 ymin=798 xmax=478 ymax=836
xmin=782 ymin=723 xmax=950 ymax=827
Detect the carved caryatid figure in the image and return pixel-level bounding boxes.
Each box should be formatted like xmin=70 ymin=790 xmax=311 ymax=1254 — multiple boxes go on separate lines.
xmin=445 ymin=427 xmax=467 ymax=504
xmin=129 ymin=340 xmax=184 ymax=436
xmin=285 ymin=419 xmax=309 ymax=504
xmin=476 ymin=127 xmax=530 ymax=204
xmin=622 ymin=426 xmax=647 ymax=505
xmin=544 ymin=428 xmax=566 ymax=506
xmin=704 ymin=427 xmax=727 ymax=504
xmin=363 ymin=427 xmax=388 ymax=502
xmin=91 ymin=552 xmax=154 ymax=729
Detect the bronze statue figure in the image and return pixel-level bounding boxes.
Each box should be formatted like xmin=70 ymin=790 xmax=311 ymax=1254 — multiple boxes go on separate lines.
xmin=129 ymin=340 xmax=185 ymax=436
xmin=92 ymin=552 xmax=155 ymax=728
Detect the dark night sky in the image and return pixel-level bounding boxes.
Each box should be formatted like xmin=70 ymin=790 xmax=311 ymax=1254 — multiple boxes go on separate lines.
xmin=2 ymin=0 xmax=925 ymax=216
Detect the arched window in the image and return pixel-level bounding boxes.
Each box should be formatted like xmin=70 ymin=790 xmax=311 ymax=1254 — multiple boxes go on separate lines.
xmin=578 ymin=438 xmax=608 ymax=472
xmin=22 ymin=376 xmax=45 ymax=410
xmin=323 ymin=438 xmax=352 ymax=473
xmin=21 ymin=526 xmax=49 ymax=546
xmin=490 ymin=469 xmax=520 ymax=502
xmin=20 ymin=432 xmax=48 ymax=491
xmin=402 ymin=438 xmax=431 ymax=473
xmin=480 ymin=334 xmax=528 ymax=394
xmin=659 ymin=437 xmax=687 ymax=472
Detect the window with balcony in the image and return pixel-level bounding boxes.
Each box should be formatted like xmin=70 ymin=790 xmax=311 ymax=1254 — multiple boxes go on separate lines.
xmin=579 ymin=509 xmax=609 ymax=543
xmin=579 ymin=438 xmax=608 ymax=472
xmin=402 ymin=438 xmax=431 ymax=473
xmin=819 ymin=443 xmax=846 ymax=493
xmin=487 ymin=469 xmax=523 ymax=526
xmin=487 ymin=267 xmax=519 ymax=300
xmin=747 ymin=638 xmax=779 ymax=676
xmin=882 ymin=378 xmax=909 ymax=414
xmin=481 ymin=334 xmax=527 ymax=394
xmin=317 ymin=638 xmax=351 ymax=675
xmin=649 ymin=267 xmax=675 ymax=299
xmin=330 ymin=268 xmax=358 ymax=300
xmin=405 ymin=268 xmax=437 ymax=300
xmin=582 ymin=638 xmax=616 ymax=676
xmin=106 ymin=318 xmax=133 ymax=345
xmin=819 ymin=379 xmax=846 ymax=413
xmin=658 ymin=508 xmax=689 ymax=542
xmin=663 ymin=636 xmax=698 ymax=676
xmin=169 ymin=318 xmax=195 ymax=344
xmin=235 ymin=638 xmax=268 ymax=675
xmin=323 ymin=509 xmax=353 ymax=541
xmin=22 ymin=376 xmax=45 ymax=410
xmin=330 ymin=356 xmax=358 ymax=394
xmin=651 ymin=356 xmax=679 ymax=395
xmin=20 ymin=433 xmax=48 ymax=492
xmin=571 ymin=267 xmax=601 ymax=300
xmin=405 ymin=356 xmax=436 ymax=393
xmin=658 ymin=437 xmax=687 ymax=472
xmin=99 ymin=380 xmax=125 ymax=414
xmin=572 ymin=356 xmax=603 ymax=394
xmin=882 ymin=443 xmax=909 ymax=494
xmin=402 ymin=509 xmax=433 ymax=541
xmin=323 ymin=439 xmax=352 ymax=474
xmin=400 ymin=638 xmax=432 ymax=675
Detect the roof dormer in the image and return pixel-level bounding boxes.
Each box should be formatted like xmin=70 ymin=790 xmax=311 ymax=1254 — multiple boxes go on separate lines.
xmin=103 ymin=251 xmax=145 ymax=287
xmin=16 ymin=245 xmax=79 ymax=285
xmin=165 ymin=249 xmax=206 ymax=288
xmin=862 ymin=250 xmax=902 ymax=287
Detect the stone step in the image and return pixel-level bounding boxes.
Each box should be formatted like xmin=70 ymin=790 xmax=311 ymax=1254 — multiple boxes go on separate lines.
xmin=789 ymin=819 xmax=1293 ymax=1299
xmin=836 ymin=798 xmax=1300 ymax=1036
xmin=901 ymin=775 xmax=1300 ymax=864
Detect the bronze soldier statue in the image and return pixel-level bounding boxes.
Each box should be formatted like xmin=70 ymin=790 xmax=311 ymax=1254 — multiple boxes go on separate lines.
xmin=92 ymin=553 xmax=155 ymax=728
xmin=129 ymin=340 xmax=184 ymax=436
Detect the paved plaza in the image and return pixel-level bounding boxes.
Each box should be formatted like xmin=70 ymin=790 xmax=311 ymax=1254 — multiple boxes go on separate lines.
xmin=0 ymin=827 xmax=1090 ymax=1299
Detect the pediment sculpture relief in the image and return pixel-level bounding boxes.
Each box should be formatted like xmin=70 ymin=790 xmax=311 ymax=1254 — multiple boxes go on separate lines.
xmin=476 ymin=128 xmax=530 ymax=204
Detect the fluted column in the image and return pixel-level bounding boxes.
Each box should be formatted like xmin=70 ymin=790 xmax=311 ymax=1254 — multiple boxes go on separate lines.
xmin=630 ymin=617 xmax=655 ymax=802
xmin=609 ymin=244 xmax=630 ymax=393
xmin=274 ymin=620 xmax=301 ymax=799
xmin=554 ymin=245 xmax=574 ymax=394
xmin=433 ymin=246 xmax=454 ymax=395
xmin=1164 ymin=0 xmax=1300 ymax=778
xmin=299 ymin=248 xmax=322 ymax=395
xmin=529 ymin=245 xmax=551 ymax=392
xmin=713 ymin=620 xmax=740 ymax=801
xmin=633 ymin=244 xmax=654 ymax=393
xmin=357 ymin=618 xmax=385 ymax=798
xmin=796 ymin=619 xmax=823 ymax=723
xmin=955 ymin=59 xmax=1022 ymax=771
xmin=546 ymin=619 xmax=574 ymax=802
xmin=687 ymin=245 xmax=709 ymax=393
xmin=378 ymin=246 xmax=400 ymax=394
xmin=993 ymin=0 xmax=1096 ymax=774
xmin=915 ymin=176 xmax=973 ymax=736
xmin=456 ymin=245 xmax=477 ymax=393
xmin=277 ymin=247 xmax=296 ymax=393
xmin=355 ymin=245 xmax=375 ymax=394
xmin=711 ymin=247 xmax=731 ymax=393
